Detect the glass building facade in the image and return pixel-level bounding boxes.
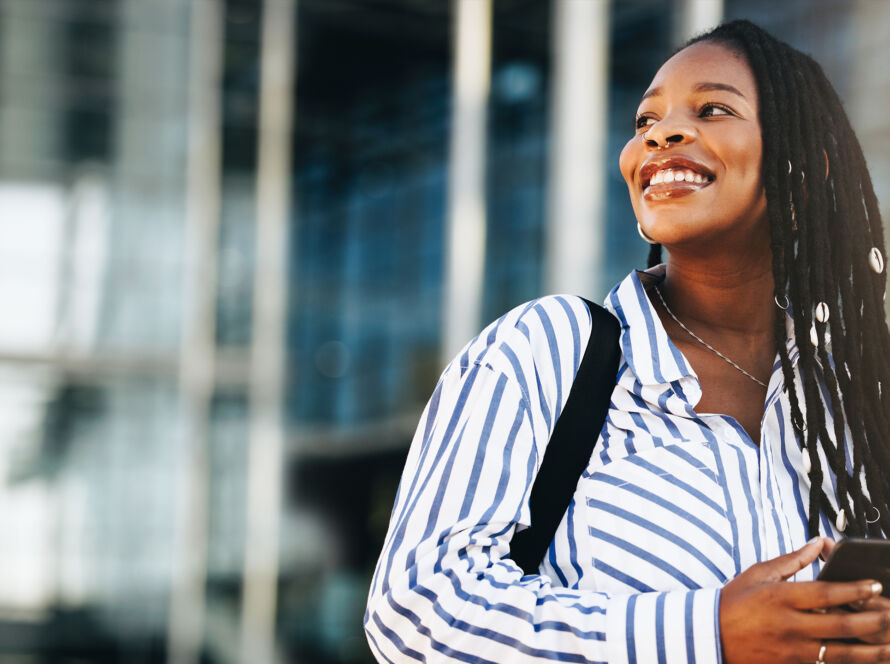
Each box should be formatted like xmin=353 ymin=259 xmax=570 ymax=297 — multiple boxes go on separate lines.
xmin=0 ymin=0 xmax=888 ymax=662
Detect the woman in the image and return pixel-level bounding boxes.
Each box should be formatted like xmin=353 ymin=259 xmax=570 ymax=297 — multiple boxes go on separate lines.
xmin=365 ymin=20 xmax=890 ymax=664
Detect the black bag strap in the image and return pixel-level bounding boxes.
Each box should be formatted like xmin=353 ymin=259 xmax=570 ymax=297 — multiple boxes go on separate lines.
xmin=510 ymin=299 xmax=621 ymax=576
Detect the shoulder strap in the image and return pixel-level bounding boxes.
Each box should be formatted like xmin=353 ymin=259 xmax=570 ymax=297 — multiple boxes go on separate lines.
xmin=509 ymin=299 xmax=621 ymax=576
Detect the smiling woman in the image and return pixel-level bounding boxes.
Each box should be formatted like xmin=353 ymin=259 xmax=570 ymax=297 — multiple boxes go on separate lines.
xmin=365 ymin=20 xmax=890 ymax=664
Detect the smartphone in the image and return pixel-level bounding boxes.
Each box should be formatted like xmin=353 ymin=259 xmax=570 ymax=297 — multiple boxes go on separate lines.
xmin=817 ymin=538 xmax=890 ymax=598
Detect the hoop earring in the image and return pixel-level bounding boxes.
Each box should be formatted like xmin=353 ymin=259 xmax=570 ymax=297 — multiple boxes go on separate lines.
xmin=637 ymin=222 xmax=657 ymax=244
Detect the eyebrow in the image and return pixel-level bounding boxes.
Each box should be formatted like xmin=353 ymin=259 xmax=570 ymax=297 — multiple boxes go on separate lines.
xmin=641 ymin=82 xmax=748 ymax=102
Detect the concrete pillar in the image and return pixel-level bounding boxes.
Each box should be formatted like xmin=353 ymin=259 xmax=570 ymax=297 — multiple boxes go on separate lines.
xmin=441 ymin=0 xmax=492 ymax=362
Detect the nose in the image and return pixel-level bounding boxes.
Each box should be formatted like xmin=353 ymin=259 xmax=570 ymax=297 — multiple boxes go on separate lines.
xmin=643 ymin=115 xmax=694 ymax=149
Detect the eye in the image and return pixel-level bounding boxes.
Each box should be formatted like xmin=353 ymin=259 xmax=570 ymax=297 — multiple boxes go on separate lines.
xmin=635 ymin=114 xmax=656 ymax=131
xmin=699 ymin=102 xmax=734 ymax=118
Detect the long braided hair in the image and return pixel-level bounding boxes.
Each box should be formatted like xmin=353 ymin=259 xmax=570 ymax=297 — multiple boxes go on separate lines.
xmin=647 ymin=20 xmax=890 ymax=539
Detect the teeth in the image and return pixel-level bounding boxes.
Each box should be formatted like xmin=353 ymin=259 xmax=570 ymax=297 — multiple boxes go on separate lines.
xmin=646 ymin=168 xmax=713 ymax=187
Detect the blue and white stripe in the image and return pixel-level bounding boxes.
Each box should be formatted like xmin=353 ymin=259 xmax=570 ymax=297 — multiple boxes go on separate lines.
xmin=365 ymin=269 xmax=847 ymax=664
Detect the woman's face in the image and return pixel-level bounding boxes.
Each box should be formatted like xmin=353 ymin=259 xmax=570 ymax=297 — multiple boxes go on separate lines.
xmin=619 ymin=41 xmax=767 ymax=252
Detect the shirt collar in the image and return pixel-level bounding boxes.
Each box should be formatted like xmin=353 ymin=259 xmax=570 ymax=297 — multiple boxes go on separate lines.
xmin=604 ymin=267 xmax=698 ymax=390
xmin=604 ymin=267 xmax=802 ymax=404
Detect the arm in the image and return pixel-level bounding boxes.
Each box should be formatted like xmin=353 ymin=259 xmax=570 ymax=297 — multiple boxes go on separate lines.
xmin=364 ymin=355 xmax=723 ymax=664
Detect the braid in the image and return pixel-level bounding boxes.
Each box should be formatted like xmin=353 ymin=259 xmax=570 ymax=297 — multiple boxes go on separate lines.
xmin=675 ymin=20 xmax=890 ymax=538
xmin=647 ymin=243 xmax=663 ymax=268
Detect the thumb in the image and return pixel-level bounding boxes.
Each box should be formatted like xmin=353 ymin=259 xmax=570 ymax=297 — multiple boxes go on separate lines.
xmin=763 ymin=537 xmax=825 ymax=582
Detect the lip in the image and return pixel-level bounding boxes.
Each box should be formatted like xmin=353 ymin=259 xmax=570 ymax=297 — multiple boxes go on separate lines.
xmin=643 ymin=181 xmax=708 ymax=201
xmin=639 ymin=153 xmax=716 ymax=202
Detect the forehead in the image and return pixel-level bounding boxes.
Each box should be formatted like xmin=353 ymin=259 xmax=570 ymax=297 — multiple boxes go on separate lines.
xmin=646 ymin=41 xmax=758 ymax=105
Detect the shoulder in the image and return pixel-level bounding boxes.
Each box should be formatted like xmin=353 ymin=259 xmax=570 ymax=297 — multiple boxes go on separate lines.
xmin=456 ymin=295 xmax=592 ymax=365
xmin=448 ymin=295 xmax=596 ymax=415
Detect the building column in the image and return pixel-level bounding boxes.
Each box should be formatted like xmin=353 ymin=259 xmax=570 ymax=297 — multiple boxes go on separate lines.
xmin=168 ymin=1 xmax=224 ymax=662
xmin=441 ymin=0 xmax=493 ymax=363
xmin=544 ymin=0 xmax=610 ymax=299
xmin=240 ymin=1 xmax=296 ymax=662
xmin=673 ymin=0 xmax=724 ymax=46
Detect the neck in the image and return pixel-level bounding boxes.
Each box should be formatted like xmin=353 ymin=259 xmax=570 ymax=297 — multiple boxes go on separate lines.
xmin=660 ymin=254 xmax=777 ymax=341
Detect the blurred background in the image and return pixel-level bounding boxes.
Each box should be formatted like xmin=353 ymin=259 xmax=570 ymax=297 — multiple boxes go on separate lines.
xmin=1 ymin=0 xmax=889 ymax=662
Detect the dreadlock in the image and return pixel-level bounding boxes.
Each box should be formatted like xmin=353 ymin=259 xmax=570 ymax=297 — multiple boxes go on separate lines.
xmin=646 ymin=20 xmax=890 ymax=539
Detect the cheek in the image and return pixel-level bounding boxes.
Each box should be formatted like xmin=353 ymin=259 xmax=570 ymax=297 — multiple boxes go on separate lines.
xmin=727 ymin=132 xmax=763 ymax=178
xmin=618 ymin=139 xmax=639 ymax=185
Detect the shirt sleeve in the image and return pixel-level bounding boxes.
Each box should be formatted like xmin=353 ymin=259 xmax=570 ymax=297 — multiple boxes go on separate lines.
xmin=364 ymin=303 xmax=724 ymax=664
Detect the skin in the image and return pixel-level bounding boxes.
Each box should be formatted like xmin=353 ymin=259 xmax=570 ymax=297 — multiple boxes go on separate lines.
xmin=720 ymin=538 xmax=890 ymax=663
xmin=620 ymin=42 xmax=890 ymax=663
xmin=619 ymin=41 xmax=774 ymax=441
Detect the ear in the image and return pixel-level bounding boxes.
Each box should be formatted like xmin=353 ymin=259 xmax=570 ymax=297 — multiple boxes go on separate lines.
xmin=823 ymin=148 xmax=830 ymax=180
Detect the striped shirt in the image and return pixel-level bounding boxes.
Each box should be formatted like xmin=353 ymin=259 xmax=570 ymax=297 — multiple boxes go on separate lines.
xmin=365 ymin=268 xmax=847 ymax=664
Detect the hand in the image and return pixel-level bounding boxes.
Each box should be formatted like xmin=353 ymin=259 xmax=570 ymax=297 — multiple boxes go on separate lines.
xmin=821 ymin=538 xmax=890 ymax=646
xmin=720 ymin=538 xmax=890 ymax=663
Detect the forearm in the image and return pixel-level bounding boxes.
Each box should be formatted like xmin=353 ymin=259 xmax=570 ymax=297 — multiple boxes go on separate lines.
xmin=366 ymin=530 xmax=723 ymax=664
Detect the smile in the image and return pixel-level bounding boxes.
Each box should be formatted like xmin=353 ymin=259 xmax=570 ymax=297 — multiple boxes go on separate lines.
xmin=639 ymin=156 xmax=716 ymax=201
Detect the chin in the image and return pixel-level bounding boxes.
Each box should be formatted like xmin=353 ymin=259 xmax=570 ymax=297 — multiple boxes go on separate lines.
xmin=640 ymin=211 xmax=706 ymax=237
xmin=641 ymin=215 xmax=731 ymax=248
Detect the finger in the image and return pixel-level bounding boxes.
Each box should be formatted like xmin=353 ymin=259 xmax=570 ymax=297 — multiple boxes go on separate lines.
xmin=821 ymin=537 xmax=838 ymax=562
xmin=849 ymin=596 xmax=890 ymax=613
xmin=787 ymin=580 xmax=883 ymax=610
xmin=857 ymin=605 xmax=890 ymax=645
xmin=761 ymin=537 xmax=826 ymax=582
xmin=821 ymin=595 xmax=890 ymax=614
xmin=811 ymin=641 xmax=890 ymax=663
xmin=826 ymin=604 xmax=890 ymax=645
xmin=803 ymin=611 xmax=890 ymax=641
